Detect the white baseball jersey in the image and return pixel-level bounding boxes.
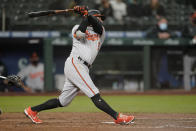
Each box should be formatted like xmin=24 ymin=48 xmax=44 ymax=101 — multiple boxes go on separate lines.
xmin=59 ymin=25 xmax=105 ymax=106
xmin=17 ymin=63 xmax=44 ymax=91
xmin=70 ymin=25 xmax=105 ymax=65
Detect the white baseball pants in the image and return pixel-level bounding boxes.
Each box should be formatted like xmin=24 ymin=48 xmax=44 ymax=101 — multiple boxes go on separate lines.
xmin=58 ymin=56 xmax=99 ymax=107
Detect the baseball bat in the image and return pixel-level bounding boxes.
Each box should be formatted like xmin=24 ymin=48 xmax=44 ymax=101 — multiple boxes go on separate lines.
xmin=28 ymin=9 xmax=74 ymax=18
xmin=0 ymin=75 xmax=7 ymax=79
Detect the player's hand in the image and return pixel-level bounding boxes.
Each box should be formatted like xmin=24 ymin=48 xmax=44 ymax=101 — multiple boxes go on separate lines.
xmin=74 ymin=6 xmax=88 ymax=16
xmin=6 ymin=75 xmax=23 ymax=87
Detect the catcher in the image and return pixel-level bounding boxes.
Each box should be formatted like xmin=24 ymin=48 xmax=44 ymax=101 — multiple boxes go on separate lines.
xmin=3 ymin=75 xmax=32 ymax=93
xmin=24 ymin=6 xmax=135 ymax=125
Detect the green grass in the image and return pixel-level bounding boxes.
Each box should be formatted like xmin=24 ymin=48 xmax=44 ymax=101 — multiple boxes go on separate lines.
xmin=0 ymin=95 xmax=196 ymax=113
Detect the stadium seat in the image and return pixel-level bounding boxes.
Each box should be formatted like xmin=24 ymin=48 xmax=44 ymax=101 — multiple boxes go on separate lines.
xmin=0 ymin=0 xmax=194 ymax=31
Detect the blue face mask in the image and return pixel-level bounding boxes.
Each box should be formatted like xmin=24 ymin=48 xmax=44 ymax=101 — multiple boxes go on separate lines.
xmin=159 ymin=23 xmax=168 ymax=30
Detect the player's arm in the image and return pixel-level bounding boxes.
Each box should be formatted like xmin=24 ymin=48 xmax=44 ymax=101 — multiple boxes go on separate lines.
xmin=4 ymin=75 xmax=32 ymax=93
xmin=87 ymin=15 xmax=103 ymax=35
xmin=20 ymin=82 xmax=32 ymax=93
xmin=17 ymin=68 xmax=32 ymax=93
xmin=75 ymin=17 xmax=88 ymax=40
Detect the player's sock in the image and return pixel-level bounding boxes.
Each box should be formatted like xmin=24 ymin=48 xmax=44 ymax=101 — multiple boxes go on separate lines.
xmin=31 ymin=98 xmax=62 ymax=112
xmin=91 ymin=94 xmax=118 ymax=120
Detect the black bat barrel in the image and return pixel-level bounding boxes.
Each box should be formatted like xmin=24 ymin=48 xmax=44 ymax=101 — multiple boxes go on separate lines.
xmin=28 ymin=10 xmax=56 ymax=17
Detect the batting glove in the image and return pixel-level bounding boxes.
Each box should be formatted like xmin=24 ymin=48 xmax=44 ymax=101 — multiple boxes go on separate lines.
xmin=74 ymin=6 xmax=88 ymax=16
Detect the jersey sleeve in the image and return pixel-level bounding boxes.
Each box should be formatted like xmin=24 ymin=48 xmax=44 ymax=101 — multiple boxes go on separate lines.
xmin=71 ymin=25 xmax=80 ymax=39
xmin=100 ymin=27 xmax=105 ymax=44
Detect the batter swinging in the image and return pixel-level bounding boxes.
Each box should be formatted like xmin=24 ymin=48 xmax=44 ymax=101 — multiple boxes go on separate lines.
xmin=24 ymin=6 xmax=135 ymax=125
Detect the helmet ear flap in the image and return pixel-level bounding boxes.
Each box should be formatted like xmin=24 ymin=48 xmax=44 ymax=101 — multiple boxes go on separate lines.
xmin=92 ymin=15 xmax=105 ymax=21
xmin=88 ymin=9 xmax=105 ymax=21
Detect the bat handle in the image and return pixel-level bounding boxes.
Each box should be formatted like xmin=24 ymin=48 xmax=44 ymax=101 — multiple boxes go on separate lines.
xmin=54 ymin=9 xmax=74 ymax=14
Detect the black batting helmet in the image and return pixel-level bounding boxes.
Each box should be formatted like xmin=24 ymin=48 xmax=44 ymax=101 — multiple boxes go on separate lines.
xmin=88 ymin=9 xmax=105 ymax=21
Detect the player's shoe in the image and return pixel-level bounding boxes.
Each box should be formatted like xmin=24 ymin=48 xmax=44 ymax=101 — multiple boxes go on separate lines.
xmin=114 ymin=113 xmax=135 ymax=125
xmin=24 ymin=106 xmax=42 ymax=124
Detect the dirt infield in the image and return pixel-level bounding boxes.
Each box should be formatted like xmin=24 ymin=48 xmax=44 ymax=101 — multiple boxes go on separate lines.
xmin=0 ymin=112 xmax=196 ymax=131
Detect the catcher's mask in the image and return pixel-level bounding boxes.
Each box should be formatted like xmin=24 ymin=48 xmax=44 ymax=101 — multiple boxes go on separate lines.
xmin=88 ymin=9 xmax=105 ymax=21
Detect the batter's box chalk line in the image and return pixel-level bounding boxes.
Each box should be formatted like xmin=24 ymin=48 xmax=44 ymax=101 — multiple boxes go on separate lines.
xmin=101 ymin=121 xmax=135 ymax=124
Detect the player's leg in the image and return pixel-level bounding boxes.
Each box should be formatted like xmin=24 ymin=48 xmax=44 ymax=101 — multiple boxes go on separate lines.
xmin=30 ymin=79 xmax=79 ymax=112
xmin=70 ymin=58 xmax=118 ymax=118
xmin=30 ymin=98 xmax=62 ymax=112
xmin=91 ymin=93 xmax=118 ymax=119
xmin=91 ymin=93 xmax=134 ymax=124
xmin=24 ymin=98 xmax=62 ymax=124
xmin=24 ymin=78 xmax=79 ymax=124
xmin=70 ymin=58 xmax=127 ymax=122
xmin=58 ymin=79 xmax=79 ymax=107
xmin=70 ymin=57 xmax=134 ymax=124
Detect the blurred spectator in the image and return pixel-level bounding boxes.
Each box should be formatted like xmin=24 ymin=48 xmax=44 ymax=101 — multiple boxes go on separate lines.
xmin=110 ymin=0 xmax=127 ymax=24
xmin=73 ymin=0 xmax=83 ymax=5
xmin=17 ymin=52 xmax=44 ymax=93
xmin=95 ymin=0 xmax=113 ymax=19
xmin=176 ymin=0 xmax=196 ymax=10
xmin=0 ymin=51 xmax=8 ymax=92
xmin=143 ymin=0 xmax=166 ymax=19
xmin=48 ymin=0 xmax=66 ymax=10
xmin=127 ymin=0 xmax=143 ymax=18
xmin=182 ymin=12 xmax=196 ymax=90
xmin=146 ymin=17 xmax=179 ymax=89
xmin=146 ymin=17 xmax=176 ymax=39
xmin=182 ymin=12 xmax=196 ymax=44
xmin=183 ymin=51 xmax=196 ymax=91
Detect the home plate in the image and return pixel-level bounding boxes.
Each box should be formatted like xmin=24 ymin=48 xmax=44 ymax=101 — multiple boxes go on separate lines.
xmin=101 ymin=121 xmax=135 ymax=124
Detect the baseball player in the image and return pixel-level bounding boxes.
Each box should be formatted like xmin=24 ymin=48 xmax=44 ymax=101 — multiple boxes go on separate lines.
xmin=24 ymin=6 xmax=134 ymax=125
xmin=18 ymin=52 xmax=44 ymax=92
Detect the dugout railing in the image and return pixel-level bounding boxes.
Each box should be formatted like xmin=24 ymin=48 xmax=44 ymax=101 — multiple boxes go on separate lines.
xmin=43 ymin=38 xmax=194 ymax=92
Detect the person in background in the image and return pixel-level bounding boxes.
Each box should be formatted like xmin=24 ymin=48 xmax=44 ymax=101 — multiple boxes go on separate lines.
xmin=176 ymin=0 xmax=196 ymax=10
xmin=0 ymin=50 xmax=31 ymax=92
xmin=143 ymin=0 xmax=166 ymax=19
xmin=95 ymin=0 xmax=113 ymax=19
xmin=146 ymin=17 xmax=175 ymax=39
xmin=110 ymin=0 xmax=127 ymax=24
xmin=182 ymin=12 xmax=196 ymax=44
xmin=48 ymin=0 xmax=66 ymax=10
xmin=146 ymin=17 xmax=178 ymax=89
xmin=17 ymin=52 xmax=44 ymax=93
xmin=127 ymin=0 xmax=143 ymax=18
xmin=182 ymin=12 xmax=196 ymax=90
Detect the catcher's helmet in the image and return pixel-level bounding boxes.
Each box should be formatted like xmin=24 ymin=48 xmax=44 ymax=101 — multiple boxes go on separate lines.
xmin=88 ymin=9 xmax=105 ymax=21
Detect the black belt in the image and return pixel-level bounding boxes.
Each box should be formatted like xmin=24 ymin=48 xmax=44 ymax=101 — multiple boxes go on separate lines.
xmin=78 ymin=56 xmax=91 ymax=68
